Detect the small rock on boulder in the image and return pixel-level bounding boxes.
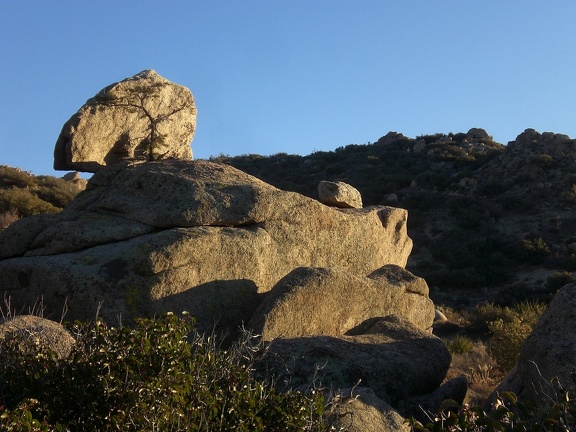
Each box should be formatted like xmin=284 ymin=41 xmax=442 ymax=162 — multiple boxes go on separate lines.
xmin=54 ymin=70 xmax=196 ymax=173
xmin=318 ymin=180 xmax=363 ymax=208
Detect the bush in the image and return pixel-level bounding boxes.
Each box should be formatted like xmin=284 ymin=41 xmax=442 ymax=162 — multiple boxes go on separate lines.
xmin=520 ymin=237 xmax=551 ymax=263
xmin=0 ymin=166 xmax=35 ymax=188
xmin=0 ymin=188 xmax=60 ymax=217
xmin=0 ymin=313 xmax=328 ymax=431
xmin=468 ymin=302 xmax=546 ymax=372
xmin=445 ymin=335 xmax=474 ymax=355
xmin=408 ymin=386 xmax=576 ymax=431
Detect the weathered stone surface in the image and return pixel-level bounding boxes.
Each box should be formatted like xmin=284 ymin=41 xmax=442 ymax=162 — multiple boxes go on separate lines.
xmin=0 ymin=213 xmax=62 ymax=259
xmin=249 ymin=265 xmax=434 ymax=340
xmin=0 ymin=315 xmax=75 ymax=359
xmin=54 ymin=70 xmax=196 ymax=173
xmin=255 ymin=315 xmax=451 ymax=405
xmin=318 ymin=180 xmax=362 ymax=208
xmin=491 ymin=283 xmax=576 ymax=404
xmin=326 ymin=387 xmax=409 ymax=432
xmin=0 ymin=160 xmax=412 ymax=332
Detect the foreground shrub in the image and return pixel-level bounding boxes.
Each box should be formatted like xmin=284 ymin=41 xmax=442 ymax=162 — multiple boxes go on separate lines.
xmin=408 ymin=382 xmax=576 ymax=431
xmin=0 ymin=313 xmax=327 ymax=431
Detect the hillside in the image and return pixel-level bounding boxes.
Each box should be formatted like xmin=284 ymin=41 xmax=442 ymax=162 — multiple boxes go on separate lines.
xmin=0 ymin=166 xmax=85 ymax=229
xmin=211 ymin=128 xmax=576 ymax=308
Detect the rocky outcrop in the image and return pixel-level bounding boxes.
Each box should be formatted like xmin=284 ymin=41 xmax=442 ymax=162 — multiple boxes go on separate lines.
xmin=492 ymin=283 xmax=576 ymax=404
xmin=477 ymin=128 xmax=576 ymax=189
xmin=0 ymin=315 xmax=75 ymax=359
xmin=54 ymin=70 xmax=196 ymax=172
xmin=0 ymin=160 xmax=412 ymax=332
xmin=255 ymin=315 xmax=451 ymax=405
xmin=249 ymin=265 xmax=434 ymax=340
xmin=318 ymin=180 xmax=363 ymax=208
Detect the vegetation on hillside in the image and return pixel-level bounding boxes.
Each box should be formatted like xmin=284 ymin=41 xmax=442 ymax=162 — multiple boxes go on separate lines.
xmin=0 ymin=166 xmax=80 ymax=229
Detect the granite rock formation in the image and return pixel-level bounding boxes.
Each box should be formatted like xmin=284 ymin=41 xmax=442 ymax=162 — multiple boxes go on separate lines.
xmin=0 ymin=160 xmax=412 ymax=333
xmin=54 ymin=70 xmax=196 ymax=172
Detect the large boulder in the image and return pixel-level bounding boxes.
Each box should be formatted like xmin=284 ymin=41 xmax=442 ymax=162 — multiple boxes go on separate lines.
xmin=0 ymin=160 xmax=412 ymax=332
xmin=54 ymin=70 xmax=196 ymax=173
xmin=492 ymin=283 xmax=576 ymax=404
xmin=249 ymin=265 xmax=434 ymax=340
xmin=254 ymin=315 xmax=451 ymax=405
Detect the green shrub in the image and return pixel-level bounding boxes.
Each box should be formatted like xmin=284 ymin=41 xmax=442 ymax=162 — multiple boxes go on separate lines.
xmin=520 ymin=237 xmax=551 ymax=263
xmin=564 ymin=184 xmax=576 ymax=204
xmin=445 ymin=335 xmax=474 ymax=355
xmin=0 ymin=188 xmax=61 ymax=217
xmin=468 ymin=301 xmax=546 ymax=372
xmin=408 ymin=386 xmax=576 ymax=431
xmin=0 ymin=166 xmax=36 ymax=188
xmin=0 ymin=313 xmax=328 ymax=431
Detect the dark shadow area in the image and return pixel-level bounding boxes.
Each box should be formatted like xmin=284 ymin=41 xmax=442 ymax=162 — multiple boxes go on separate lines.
xmin=153 ymin=279 xmax=263 ymax=342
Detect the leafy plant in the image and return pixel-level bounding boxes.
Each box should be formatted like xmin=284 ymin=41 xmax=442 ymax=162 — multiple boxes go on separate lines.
xmin=407 ymin=381 xmax=576 ymax=431
xmin=468 ymin=302 xmax=546 ymax=372
xmin=0 ymin=313 xmax=328 ymax=431
xmin=445 ymin=336 xmax=474 ymax=355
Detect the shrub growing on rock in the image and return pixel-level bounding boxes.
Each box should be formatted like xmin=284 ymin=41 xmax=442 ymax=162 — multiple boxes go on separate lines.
xmin=0 ymin=313 xmax=327 ymax=431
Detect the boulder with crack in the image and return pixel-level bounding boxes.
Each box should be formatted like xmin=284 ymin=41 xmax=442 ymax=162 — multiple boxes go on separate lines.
xmin=54 ymin=70 xmax=196 ymax=172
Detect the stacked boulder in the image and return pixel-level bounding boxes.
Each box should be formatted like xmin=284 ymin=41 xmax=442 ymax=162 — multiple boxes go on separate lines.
xmin=0 ymin=71 xmax=459 ymax=430
xmin=54 ymin=70 xmax=196 ymax=172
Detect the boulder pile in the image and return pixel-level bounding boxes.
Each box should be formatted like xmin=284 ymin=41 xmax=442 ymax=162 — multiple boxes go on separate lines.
xmin=0 ymin=71 xmax=463 ymax=430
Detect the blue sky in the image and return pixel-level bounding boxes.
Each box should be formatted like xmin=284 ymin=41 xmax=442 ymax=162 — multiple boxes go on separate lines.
xmin=1 ymin=1 xmax=576 ymax=176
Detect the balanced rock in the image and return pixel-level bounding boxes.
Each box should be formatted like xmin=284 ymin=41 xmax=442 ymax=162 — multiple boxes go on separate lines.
xmin=0 ymin=315 xmax=75 ymax=359
xmin=54 ymin=70 xmax=196 ymax=173
xmin=254 ymin=315 xmax=451 ymax=405
xmin=492 ymin=283 xmax=576 ymax=404
xmin=318 ymin=180 xmax=363 ymax=208
xmin=249 ymin=265 xmax=434 ymax=340
xmin=0 ymin=160 xmax=412 ymax=332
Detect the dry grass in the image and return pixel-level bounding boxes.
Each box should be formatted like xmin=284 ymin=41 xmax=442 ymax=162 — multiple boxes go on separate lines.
xmin=446 ymin=341 xmax=503 ymax=406
xmin=435 ymin=305 xmax=504 ymax=406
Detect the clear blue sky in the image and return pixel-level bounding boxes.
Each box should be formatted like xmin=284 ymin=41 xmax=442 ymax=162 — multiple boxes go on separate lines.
xmin=1 ymin=1 xmax=575 ymax=176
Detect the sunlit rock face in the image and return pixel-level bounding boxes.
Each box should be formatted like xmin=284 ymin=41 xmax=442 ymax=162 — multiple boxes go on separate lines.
xmin=54 ymin=70 xmax=196 ymax=173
